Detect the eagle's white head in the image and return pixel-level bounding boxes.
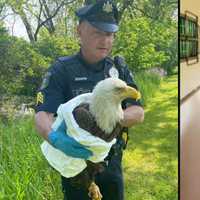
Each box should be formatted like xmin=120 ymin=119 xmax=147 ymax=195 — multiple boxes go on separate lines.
xmin=89 ymin=78 xmax=141 ymax=134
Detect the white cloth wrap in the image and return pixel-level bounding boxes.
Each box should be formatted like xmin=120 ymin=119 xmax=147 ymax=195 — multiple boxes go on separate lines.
xmin=41 ymin=93 xmax=116 ymax=178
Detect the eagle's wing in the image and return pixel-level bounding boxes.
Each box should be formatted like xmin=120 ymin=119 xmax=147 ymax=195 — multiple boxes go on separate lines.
xmin=72 ymin=103 xmax=95 ymax=132
xmin=73 ymin=103 xmax=123 ymax=142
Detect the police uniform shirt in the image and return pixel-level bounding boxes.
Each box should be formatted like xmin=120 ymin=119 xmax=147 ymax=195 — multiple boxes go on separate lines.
xmin=35 ymin=52 xmax=142 ymax=114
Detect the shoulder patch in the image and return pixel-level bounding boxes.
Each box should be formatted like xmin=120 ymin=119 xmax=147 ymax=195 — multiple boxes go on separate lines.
xmin=105 ymin=56 xmax=114 ymax=65
xmin=40 ymin=71 xmax=51 ymax=90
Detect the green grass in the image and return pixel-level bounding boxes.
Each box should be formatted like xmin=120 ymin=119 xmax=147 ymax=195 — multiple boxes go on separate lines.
xmin=0 ymin=118 xmax=63 ymax=200
xmin=0 ymin=74 xmax=177 ymax=200
xmin=134 ymin=72 xmax=162 ymax=106
xmin=123 ymin=75 xmax=178 ymax=200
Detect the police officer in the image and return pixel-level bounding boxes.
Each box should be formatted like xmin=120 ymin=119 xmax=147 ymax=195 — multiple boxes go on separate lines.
xmin=35 ymin=0 xmax=144 ymax=199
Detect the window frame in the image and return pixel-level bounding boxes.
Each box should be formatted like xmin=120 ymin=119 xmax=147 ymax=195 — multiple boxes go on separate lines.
xmin=180 ymin=11 xmax=199 ymax=64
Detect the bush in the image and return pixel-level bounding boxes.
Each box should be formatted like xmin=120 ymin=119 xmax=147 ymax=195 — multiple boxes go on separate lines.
xmin=0 ymin=95 xmax=35 ymax=123
xmin=0 ymin=27 xmax=79 ymax=97
xmin=0 ymin=32 xmax=49 ymax=96
xmin=35 ymin=34 xmax=79 ymax=63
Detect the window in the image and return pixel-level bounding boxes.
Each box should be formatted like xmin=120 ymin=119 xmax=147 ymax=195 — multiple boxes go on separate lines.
xmin=180 ymin=11 xmax=198 ymax=63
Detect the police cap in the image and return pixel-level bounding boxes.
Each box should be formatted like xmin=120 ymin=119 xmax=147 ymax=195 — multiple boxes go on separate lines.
xmin=75 ymin=0 xmax=119 ymax=33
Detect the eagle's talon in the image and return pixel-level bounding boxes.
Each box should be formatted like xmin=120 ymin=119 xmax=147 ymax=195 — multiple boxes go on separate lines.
xmin=88 ymin=182 xmax=102 ymax=200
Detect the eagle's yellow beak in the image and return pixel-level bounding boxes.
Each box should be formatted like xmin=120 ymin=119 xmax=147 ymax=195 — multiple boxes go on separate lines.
xmin=121 ymin=86 xmax=141 ymax=101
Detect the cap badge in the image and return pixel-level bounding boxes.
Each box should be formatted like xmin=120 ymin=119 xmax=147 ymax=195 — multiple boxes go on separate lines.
xmin=103 ymin=1 xmax=113 ymax=13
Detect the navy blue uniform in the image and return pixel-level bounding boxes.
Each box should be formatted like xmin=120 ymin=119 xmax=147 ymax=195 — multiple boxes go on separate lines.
xmin=36 ymin=52 xmax=142 ymax=200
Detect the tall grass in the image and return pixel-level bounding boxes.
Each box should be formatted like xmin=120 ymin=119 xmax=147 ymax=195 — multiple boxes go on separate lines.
xmin=0 ymin=72 xmax=164 ymax=200
xmin=134 ymin=72 xmax=161 ymax=106
xmin=0 ymin=118 xmax=63 ymax=200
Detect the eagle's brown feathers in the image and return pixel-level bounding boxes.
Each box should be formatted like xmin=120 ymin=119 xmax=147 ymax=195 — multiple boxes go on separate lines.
xmin=73 ymin=103 xmax=123 ymax=142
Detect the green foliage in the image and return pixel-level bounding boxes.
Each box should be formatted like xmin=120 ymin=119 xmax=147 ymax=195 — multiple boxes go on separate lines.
xmin=0 ymin=25 xmax=79 ymax=97
xmin=139 ymin=0 xmax=177 ymax=22
xmin=0 ymin=0 xmax=177 ymax=97
xmin=0 ymin=21 xmax=7 ymax=34
xmin=0 ymin=117 xmax=63 ymax=200
xmin=35 ymin=33 xmax=79 ymax=63
xmin=147 ymin=18 xmax=177 ymax=75
xmin=134 ymin=72 xmax=161 ymax=106
xmin=113 ymin=16 xmax=169 ymax=71
xmin=0 ymin=95 xmax=34 ymax=123
xmin=0 ymin=26 xmax=15 ymax=94
xmin=0 ymin=32 xmax=48 ymax=96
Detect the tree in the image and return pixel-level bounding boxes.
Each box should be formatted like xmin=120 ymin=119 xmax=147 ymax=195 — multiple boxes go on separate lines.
xmin=0 ymin=0 xmax=7 ymax=20
xmin=113 ymin=16 xmax=169 ymax=71
xmin=0 ymin=27 xmax=48 ymax=95
xmin=130 ymin=0 xmax=177 ymax=21
xmin=4 ymin=0 xmax=77 ymax=42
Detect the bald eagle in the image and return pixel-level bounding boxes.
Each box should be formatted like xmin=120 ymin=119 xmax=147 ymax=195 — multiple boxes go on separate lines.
xmin=41 ymin=77 xmax=141 ymax=200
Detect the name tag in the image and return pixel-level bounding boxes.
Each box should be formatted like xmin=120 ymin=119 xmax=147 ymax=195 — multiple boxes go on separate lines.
xmin=74 ymin=77 xmax=88 ymax=81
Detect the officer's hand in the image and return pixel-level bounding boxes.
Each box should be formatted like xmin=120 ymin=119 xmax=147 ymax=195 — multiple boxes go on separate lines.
xmin=48 ymin=120 xmax=93 ymax=159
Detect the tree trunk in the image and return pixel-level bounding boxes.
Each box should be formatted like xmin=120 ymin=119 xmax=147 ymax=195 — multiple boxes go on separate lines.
xmin=41 ymin=0 xmax=55 ymax=34
xmin=20 ymin=12 xmax=35 ymax=42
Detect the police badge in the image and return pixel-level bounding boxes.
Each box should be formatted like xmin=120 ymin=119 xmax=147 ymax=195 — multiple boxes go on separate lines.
xmin=109 ymin=67 xmax=119 ymax=78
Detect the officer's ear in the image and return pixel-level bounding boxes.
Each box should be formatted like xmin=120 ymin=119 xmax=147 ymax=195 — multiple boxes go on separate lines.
xmin=77 ymin=23 xmax=81 ymax=38
xmin=77 ymin=21 xmax=88 ymax=38
xmin=77 ymin=20 xmax=85 ymax=37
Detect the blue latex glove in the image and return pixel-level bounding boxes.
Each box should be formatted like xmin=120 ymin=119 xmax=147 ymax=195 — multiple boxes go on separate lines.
xmin=48 ymin=120 xmax=93 ymax=159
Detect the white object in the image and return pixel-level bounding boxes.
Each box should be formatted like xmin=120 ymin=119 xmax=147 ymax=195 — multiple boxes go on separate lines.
xmin=41 ymin=93 xmax=116 ymax=178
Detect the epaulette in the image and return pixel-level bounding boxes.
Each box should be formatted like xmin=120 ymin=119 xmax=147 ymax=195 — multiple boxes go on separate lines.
xmin=113 ymin=55 xmax=127 ymax=68
xmin=105 ymin=56 xmax=114 ymax=65
xmin=113 ymin=55 xmax=127 ymax=80
xmin=57 ymin=55 xmax=76 ymax=63
xmin=105 ymin=56 xmax=127 ymax=67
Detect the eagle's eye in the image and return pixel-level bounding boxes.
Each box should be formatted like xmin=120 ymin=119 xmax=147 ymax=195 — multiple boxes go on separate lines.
xmin=114 ymin=86 xmax=125 ymax=93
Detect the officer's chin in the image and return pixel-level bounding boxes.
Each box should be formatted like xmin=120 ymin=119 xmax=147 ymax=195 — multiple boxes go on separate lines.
xmin=96 ymin=49 xmax=109 ymax=59
xmin=95 ymin=54 xmax=107 ymax=62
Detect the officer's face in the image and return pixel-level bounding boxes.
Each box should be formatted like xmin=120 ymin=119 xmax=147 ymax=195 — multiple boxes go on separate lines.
xmin=77 ymin=21 xmax=114 ymax=63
